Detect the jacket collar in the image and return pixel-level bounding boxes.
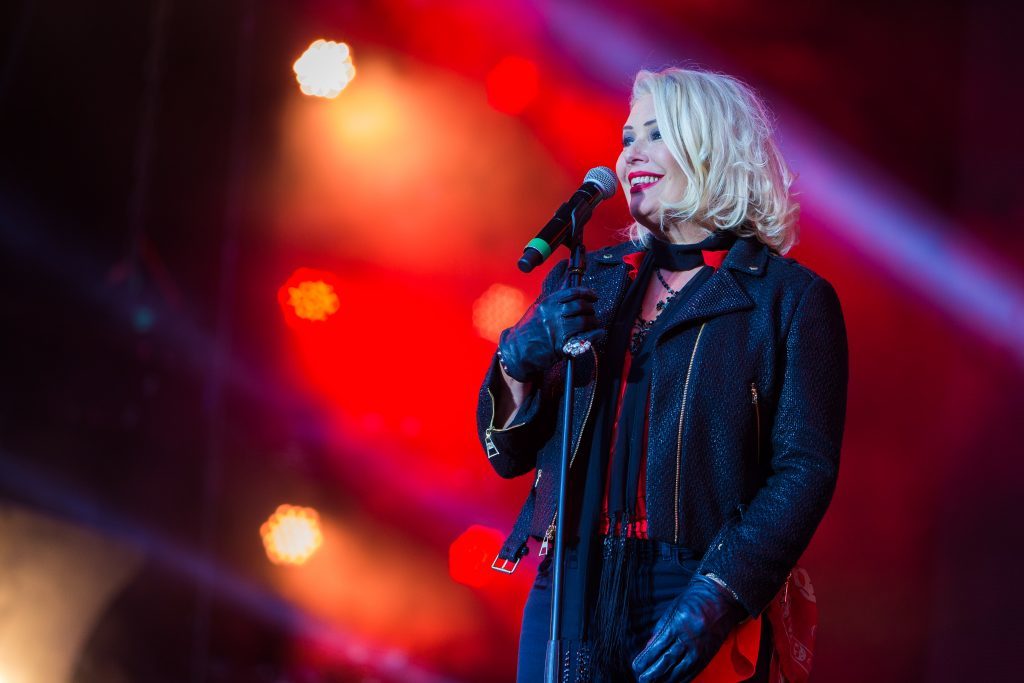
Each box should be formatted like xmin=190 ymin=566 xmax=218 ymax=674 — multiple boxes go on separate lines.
xmin=591 ymin=233 xmax=768 ymax=275
xmin=589 ymin=234 xmax=767 ymax=341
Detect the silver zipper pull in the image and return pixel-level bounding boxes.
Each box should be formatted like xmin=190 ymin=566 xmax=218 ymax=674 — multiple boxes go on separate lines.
xmin=484 ymin=430 xmax=500 ymax=459
xmin=539 ymin=519 xmax=556 ymax=556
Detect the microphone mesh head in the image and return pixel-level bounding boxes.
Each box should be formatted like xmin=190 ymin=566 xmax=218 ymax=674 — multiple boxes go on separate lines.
xmin=584 ymin=166 xmax=618 ymax=199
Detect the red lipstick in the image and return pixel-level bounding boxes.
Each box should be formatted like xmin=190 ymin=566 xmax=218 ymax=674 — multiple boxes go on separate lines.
xmin=627 ymin=171 xmax=663 ymax=194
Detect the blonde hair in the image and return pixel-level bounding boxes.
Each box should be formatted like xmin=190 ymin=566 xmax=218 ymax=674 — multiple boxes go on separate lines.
xmin=625 ymin=67 xmax=799 ymax=255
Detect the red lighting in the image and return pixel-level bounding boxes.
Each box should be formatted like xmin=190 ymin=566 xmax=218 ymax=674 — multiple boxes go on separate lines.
xmin=485 ymin=56 xmax=539 ymax=115
xmin=472 ymin=283 xmax=527 ymax=342
xmin=449 ymin=524 xmax=505 ymax=588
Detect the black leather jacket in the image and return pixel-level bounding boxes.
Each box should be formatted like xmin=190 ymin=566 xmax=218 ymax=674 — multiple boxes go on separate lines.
xmin=476 ymin=234 xmax=848 ymax=617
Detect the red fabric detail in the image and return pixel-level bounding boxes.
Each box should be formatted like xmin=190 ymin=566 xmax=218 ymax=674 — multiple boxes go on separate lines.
xmin=622 ymin=250 xmax=645 ymax=271
xmin=694 ymin=617 xmax=762 ymax=682
xmin=765 ymin=565 xmax=818 ymax=683
xmin=691 ymin=566 xmax=819 ymax=682
xmin=703 ymin=248 xmax=727 ymax=269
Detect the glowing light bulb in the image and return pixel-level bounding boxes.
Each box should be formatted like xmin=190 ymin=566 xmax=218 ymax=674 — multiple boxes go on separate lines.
xmin=293 ymin=39 xmax=356 ymax=98
xmin=260 ymin=504 xmax=324 ymax=566
xmin=472 ymin=283 xmax=527 ymax=342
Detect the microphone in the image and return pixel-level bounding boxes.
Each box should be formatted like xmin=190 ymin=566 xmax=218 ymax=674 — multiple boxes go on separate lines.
xmin=517 ymin=166 xmax=617 ymax=273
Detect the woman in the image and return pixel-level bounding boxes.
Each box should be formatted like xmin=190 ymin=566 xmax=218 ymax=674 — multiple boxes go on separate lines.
xmin=477 ymin=67 xmax=848 ymax=683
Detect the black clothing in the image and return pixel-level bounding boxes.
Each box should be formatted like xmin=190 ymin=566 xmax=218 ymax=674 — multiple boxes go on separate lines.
xmin=477 ymin=233 xmax=849 ymax=619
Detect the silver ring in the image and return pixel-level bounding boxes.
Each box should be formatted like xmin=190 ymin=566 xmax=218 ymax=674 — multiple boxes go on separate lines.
xmin=562 ymin=337 xmax=592 ymax=357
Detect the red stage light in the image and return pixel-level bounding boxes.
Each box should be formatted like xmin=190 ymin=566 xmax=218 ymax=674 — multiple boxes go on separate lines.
xmin=449 ymin=524 xmax=505 ymax=588
xmin=472 ymin=283 xmax=527 ymax=342
xmin=485 ymin=56 xmax=539 ymax=115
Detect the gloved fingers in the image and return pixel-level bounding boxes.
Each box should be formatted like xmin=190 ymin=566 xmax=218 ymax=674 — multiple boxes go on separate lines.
xmin=557 ymin=311 xmax=596 ymax=335
xmin=632 ymin=622 xmax=673 ymax=678
xmin=635 ymin=638 xmax=686 ymax=683
xmin=565 ymin=312 xmax=599 ymax=333
xmin=557 ymin=298 xmax=596 ymax=318
xmin=553 ymin=286 xmax=598 ymax=304
xmin=669 ymin=646 xmax=701 ymax=683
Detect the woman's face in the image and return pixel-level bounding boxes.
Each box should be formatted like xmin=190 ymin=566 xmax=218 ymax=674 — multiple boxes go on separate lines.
xmin=615 ymin=94 xmax=687 ymax=232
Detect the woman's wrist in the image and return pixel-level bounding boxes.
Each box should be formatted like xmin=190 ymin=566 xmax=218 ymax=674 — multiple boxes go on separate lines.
xmin=494 ymin=351 xmax=533 ymax=427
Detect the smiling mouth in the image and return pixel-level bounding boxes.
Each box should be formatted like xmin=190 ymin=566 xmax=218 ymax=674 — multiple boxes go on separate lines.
xmin=629 ymin=174 xmax=662 ymax=194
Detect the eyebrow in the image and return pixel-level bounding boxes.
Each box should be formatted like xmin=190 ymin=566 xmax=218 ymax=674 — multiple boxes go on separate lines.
xmin=622 ymin=119 xmax=658 ymax=130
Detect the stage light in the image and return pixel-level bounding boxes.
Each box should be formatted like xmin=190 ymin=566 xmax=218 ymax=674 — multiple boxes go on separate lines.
xmin=261 ymin=504 xmax=324 ymax=566
xmin=449 ymin=524 xmax=505 ymax=588
xmin=472 ymin=283 xmax=527 ymax=342
xmin=485 ymin=55 xmax=539 ymax=115
xmin=288 ymin=279 xmax=340 ymax=322
xmin=294 ymin=39 xmax=356 ymax=98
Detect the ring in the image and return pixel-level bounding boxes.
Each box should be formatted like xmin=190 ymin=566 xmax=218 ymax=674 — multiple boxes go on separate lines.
xmin=562 ymin=337 xmax=592 ymax=357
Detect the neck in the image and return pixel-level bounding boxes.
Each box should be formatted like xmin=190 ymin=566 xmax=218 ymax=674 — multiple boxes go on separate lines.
xmin=655 ymin=219 xmax=709 ymax=245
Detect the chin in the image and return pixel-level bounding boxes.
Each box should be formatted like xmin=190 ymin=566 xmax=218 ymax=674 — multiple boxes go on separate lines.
xmin=631 ymin=214 xmax=661 ymax=233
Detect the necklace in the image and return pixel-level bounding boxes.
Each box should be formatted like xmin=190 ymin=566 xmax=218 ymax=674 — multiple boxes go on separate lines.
xmin=630 ymin=269 xmax=683 ymax=354
xmin=654 ymin=268 xmax=681 ymax=309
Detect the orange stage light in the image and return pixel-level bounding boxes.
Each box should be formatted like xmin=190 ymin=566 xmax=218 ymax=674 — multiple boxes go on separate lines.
xmin=293 ymin=39 xmax=356 ymax=99
xmin=288 ymin=279 xmax=340 ymax=322
xmin=472 ymin=283 xmax=527 ymax=342
xmin=277 ymin=268 xmax=342 ymax=328
xmin=261 ymin=504 xmax=324 ymax=566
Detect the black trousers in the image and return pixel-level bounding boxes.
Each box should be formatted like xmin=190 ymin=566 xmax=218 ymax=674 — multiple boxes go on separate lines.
xmin=516 ymin=542 xmax=773 ymax=683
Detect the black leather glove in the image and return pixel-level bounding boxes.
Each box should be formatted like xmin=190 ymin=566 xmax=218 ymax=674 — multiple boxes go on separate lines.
xmin=497 ymin=286 xmax=601 ymax=382
xmin=631 ymin=573 xmax=748 ymax=683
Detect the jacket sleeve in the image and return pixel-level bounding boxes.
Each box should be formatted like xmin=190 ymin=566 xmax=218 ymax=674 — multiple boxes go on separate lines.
xmin=697 ymin=275 xmax=849 ymax=617
xmin=475 ymin=259 xmax=569 ymax=479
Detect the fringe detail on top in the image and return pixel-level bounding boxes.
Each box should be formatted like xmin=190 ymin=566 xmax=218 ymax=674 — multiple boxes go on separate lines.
xmin=590 ymin=513 xmax=652 ymax=679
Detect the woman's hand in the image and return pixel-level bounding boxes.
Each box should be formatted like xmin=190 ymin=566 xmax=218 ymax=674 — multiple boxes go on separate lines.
xmin=497 ymin=286 xmax=602 ymax=382
xmin=631 ymin=573 xmax=747 ymax=682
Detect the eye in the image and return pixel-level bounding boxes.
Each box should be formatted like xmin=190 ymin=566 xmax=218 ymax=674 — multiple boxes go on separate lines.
xmin=622 ymin=134 xmax=635 ymax=147
xmin=650 ymin=128 xmax=662 ymax=141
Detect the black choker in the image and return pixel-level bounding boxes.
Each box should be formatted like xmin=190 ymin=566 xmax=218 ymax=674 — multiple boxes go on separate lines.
xmin=649 ymin=230 xmax=737 ymax=271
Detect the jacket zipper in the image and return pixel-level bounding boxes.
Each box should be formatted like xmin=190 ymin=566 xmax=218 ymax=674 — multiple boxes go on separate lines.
xmin=674 ymin=322 xmax=707 ymax=543
xmin=540 ymin=347 xmax=599 ymax=556
xmin=483 ymin=384 xmax=527 ymax=458
xmin=750 ymin=382 xmax=761 ymax=465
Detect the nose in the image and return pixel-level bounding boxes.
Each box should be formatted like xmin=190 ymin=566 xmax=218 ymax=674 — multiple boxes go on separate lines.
xmin=624 ymin=139 xmax=649 ymax=166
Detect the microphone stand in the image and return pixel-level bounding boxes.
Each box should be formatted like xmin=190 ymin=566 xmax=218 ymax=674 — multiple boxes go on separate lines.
xmin=544 ymin=211 xmax=587 ymax=683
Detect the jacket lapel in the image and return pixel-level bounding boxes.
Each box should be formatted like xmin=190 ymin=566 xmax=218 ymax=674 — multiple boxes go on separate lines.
xmin=578 ymin=235 xmax=767 ymax=347
xmin=583 ymin=247 xmax=639 ymax=330
xmin=651 ymin=235 xmax=766 ymax=343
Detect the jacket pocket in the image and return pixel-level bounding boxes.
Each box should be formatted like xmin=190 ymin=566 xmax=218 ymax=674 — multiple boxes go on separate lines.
xmin=750 ymin=381 xmax=761 ymax=465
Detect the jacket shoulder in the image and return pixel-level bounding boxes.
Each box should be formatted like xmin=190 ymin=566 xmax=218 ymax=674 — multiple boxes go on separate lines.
xmin=586 ymin=241 xmax=643 ymax=268
xmin=764 ymin=251 xmax=834 ymax=293
xmin=541 ymin=242 xmax=641 ymax=281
